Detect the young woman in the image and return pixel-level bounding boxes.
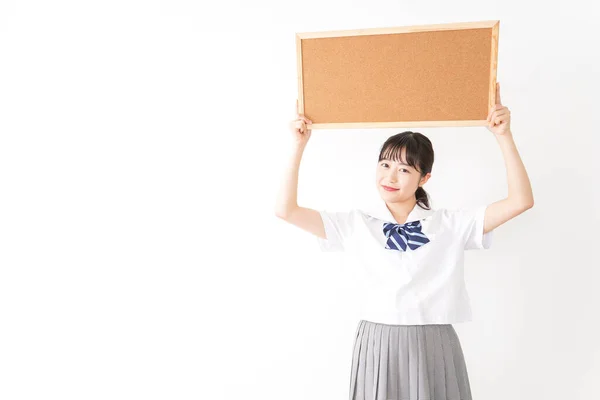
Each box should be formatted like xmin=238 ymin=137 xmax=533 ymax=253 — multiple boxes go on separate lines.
xmin=275 ymin=83 xmax=534 ymax=400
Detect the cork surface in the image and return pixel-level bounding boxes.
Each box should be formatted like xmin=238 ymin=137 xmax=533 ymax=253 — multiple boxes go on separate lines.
xmin=298 ymin=24 xmax=497 ymax=126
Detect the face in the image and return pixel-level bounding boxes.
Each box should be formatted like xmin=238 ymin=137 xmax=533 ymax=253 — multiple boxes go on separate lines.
xmin=375 ymin=148 xmax=431 ymax=202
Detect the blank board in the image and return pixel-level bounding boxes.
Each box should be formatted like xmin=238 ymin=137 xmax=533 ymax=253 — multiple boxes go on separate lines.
xmin=296 ymin=20 xmax=499 ymax=129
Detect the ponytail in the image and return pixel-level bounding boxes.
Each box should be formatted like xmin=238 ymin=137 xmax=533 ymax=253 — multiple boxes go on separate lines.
xmin=416 ymin=186 xmax=430 ymax=210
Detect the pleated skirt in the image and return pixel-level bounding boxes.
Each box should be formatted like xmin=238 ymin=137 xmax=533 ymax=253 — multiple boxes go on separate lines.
xmin=350 ymin=320 xmax=472 ymax=400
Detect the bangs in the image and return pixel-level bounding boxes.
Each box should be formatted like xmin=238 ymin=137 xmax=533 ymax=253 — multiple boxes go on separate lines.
xmin=379 ymin=136 xmax=423 ymax=173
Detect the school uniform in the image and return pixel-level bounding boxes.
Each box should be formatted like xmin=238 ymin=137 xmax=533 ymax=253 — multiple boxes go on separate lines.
xmin=316 ymin=199 xmax=493 ymax=400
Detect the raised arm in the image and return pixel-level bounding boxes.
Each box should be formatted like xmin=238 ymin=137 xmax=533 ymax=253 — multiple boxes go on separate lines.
xmin=483 ymin=83 xmax=534 ymax=234
xmin=274 ymin=102 xmax=326 ymax=239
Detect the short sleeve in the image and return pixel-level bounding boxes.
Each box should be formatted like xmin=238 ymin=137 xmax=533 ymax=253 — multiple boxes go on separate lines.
xmin=316 ymin=209 xmax=356 ymax=252
xmin=447 ymin=205 xmax=494 ymax=250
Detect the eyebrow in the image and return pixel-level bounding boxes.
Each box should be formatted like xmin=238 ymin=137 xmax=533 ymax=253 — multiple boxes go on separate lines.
xmin=381 ymin=159 xmax=410 ymax=167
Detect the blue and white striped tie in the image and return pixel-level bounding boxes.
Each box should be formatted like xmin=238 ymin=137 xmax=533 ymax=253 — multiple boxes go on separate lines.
xmin=382 ymin=220 xmax=430 ymax=251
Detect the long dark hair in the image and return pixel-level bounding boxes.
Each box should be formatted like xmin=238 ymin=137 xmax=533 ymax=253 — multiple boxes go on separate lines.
xmin=378 ymin=131 xmax=434 ymax=210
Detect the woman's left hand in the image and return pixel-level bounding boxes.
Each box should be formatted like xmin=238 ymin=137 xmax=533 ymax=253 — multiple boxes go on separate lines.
xmin=487 ymin=82 xmax=511 ymax=136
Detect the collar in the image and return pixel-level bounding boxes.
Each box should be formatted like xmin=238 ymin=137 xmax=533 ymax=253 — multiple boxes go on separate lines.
xmin=362 ymin=198 xmax=435 ymax=224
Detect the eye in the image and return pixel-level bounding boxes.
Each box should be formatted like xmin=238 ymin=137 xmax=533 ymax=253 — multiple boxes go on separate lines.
xmin=400 ymin=168 xmax=410 ymax=173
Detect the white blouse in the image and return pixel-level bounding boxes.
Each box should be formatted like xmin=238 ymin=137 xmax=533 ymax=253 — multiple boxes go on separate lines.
xmin=316 ymin=200 xmax=493 ymax=325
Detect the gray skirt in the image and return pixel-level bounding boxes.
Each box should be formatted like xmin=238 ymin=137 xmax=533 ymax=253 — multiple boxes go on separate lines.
xmin=350 ymin=320 xmax=472 ymax=400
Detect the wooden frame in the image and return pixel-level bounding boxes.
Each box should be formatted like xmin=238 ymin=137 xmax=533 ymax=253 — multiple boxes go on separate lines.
xmin=296 ymin=20 xmax=499 ymax=129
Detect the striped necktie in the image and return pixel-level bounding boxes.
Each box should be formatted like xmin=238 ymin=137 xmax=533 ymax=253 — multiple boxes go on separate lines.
xmin=382 ymin=220 xmax=430 ymax=251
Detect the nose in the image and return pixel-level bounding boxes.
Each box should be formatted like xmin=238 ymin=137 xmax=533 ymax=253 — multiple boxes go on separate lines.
xmin=386 ymin=169 xmax=397 ymax=183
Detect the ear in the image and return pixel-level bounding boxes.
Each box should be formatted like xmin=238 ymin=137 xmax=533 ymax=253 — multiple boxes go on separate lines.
xmin=419 ymin=173 xmax=431 ymax=187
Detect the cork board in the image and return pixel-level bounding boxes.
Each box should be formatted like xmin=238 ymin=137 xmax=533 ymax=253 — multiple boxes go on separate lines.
xmin=296 ymin=20 xmax=499 ymax=129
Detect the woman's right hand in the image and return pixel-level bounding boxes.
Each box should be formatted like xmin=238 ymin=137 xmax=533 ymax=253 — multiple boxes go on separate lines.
xmin=289 ymin=99 xmax=313 ymax=147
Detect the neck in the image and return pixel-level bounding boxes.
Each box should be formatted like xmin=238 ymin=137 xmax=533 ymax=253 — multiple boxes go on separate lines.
xmin=385 ymin=198 xmax=418 ymax=222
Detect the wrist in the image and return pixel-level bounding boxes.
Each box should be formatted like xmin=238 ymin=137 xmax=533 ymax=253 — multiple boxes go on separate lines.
xmin=495 ymin=131 xmax=514 ymax=141
xmin=495 ymin=132 xmax=517 ymax=151
xmin=291 ymin=141 xmax=307 ymax=153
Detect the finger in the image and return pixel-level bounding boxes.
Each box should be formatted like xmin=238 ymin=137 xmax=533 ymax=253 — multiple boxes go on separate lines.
xmin=295 ymin=115 xmax=312 ymax=124
xmin=487 ymin=104 xmax=501 ymax=118
xmin=493 ymin=111 xmax=508 ymax=124
xmin=490 ymin=109 xmax=508 ymax=124
xmin=489 ymin=111 xmax=499 ymax=127
xmin=494 ymin=109 xmax=509 ymax=119
xmin=496 ymin=82 xmax=502 ymax=105
xmin=490 ymin=105 xmax=507 ymax=119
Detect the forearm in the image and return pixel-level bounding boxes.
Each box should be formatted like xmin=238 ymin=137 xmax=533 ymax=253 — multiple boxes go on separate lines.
xmin=275 ymin=143 xmax=306 ymax=217
xmin=496 ymin=132 xmax=534 ymax=207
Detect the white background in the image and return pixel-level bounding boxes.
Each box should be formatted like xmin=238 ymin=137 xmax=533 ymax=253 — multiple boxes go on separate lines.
xmin=1 ymin=0 xmax=598 ymax=399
